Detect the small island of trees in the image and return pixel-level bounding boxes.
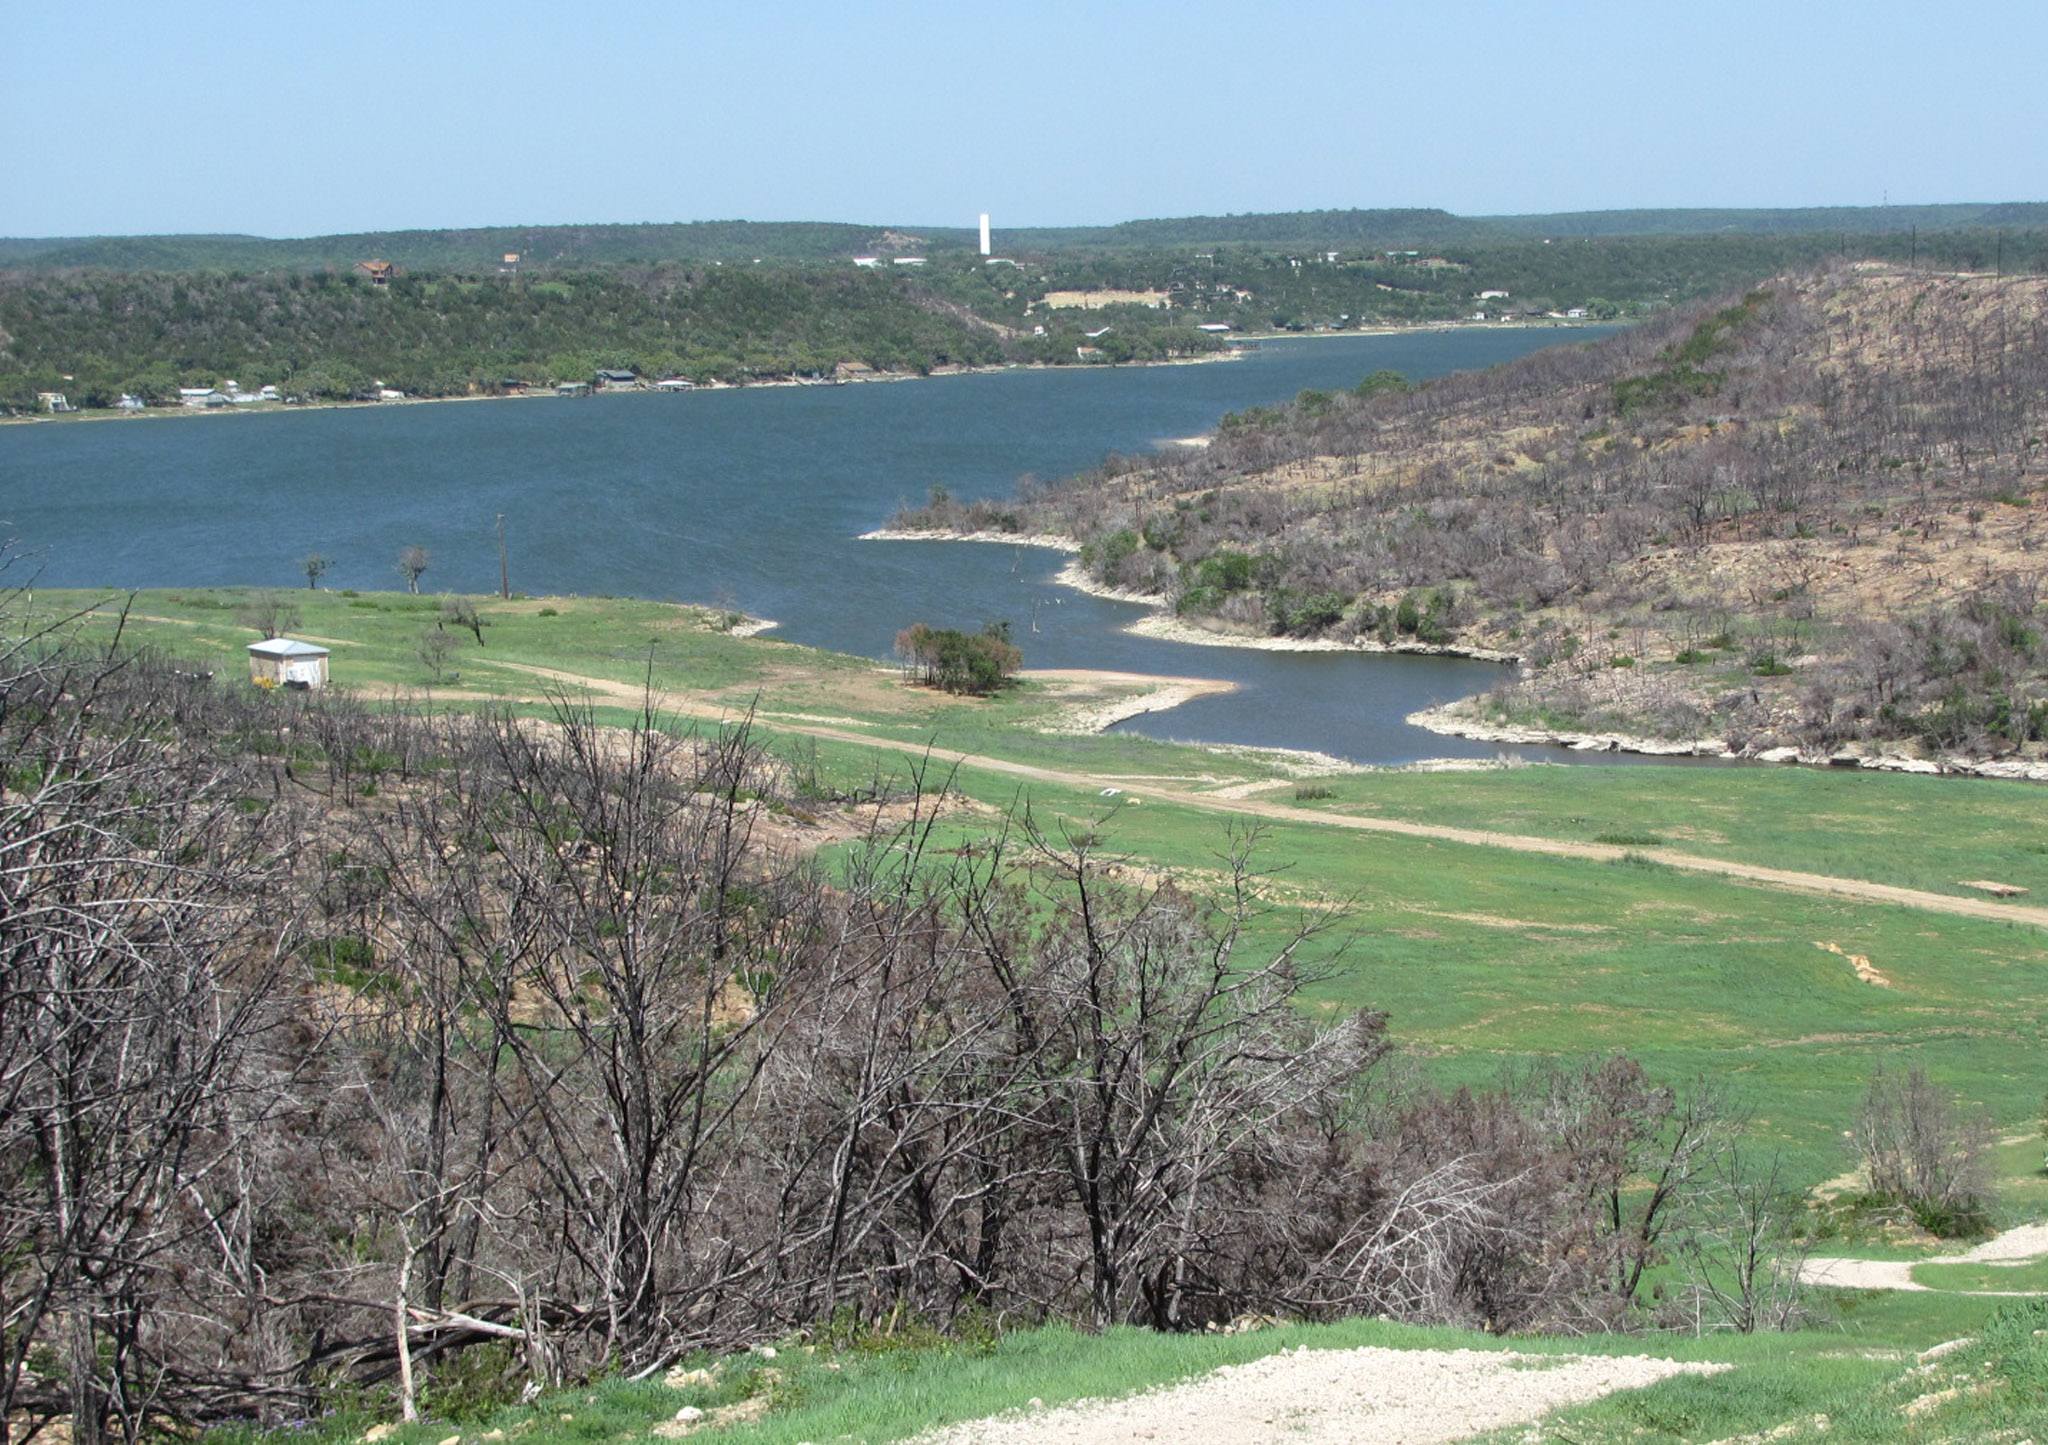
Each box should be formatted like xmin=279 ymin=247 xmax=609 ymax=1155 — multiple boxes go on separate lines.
xmin=894 ymin=620 xmax=1022 ymax=695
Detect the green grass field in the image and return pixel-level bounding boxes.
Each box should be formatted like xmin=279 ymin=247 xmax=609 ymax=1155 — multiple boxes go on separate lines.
xmin=1288 ymin=763 xmax=2048 ymax=907
xmin=1909 ymin=1257 xmax=2048 ymax=1292
xmin=42 ymin=587 xmax=2044 ymax=1189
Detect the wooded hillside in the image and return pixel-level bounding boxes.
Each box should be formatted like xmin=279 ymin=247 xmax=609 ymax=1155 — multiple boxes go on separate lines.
xmin=902 ymin=265 xmax=2048 ymax=761
xmin=0 ymin=264 xmax=1230 ymax=408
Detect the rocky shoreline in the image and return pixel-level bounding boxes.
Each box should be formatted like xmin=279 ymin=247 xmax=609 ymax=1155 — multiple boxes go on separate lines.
xmin=1408 ymin=701 xmax=2048 ymax=781
xmin=858 ymin=528 xmax=1079 ymax=550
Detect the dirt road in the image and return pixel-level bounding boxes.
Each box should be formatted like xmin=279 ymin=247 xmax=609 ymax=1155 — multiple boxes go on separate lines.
xmin=1801 ymin=1222 xmax=2048 ymax=1293
xmin=495 ymin=660 xmax=2048 ymax=932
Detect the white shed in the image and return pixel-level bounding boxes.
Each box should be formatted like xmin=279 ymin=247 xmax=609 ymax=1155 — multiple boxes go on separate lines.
xmin=248 ymin=637 xmax=330 ymax=689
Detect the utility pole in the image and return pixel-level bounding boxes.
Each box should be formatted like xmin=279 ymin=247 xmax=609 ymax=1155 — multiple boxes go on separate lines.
xmin=497 ymin=514 xmax=510 ymax=599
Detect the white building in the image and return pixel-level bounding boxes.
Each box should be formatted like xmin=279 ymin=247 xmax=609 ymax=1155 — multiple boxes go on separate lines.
xmin=247 ymin=637 xmax=330 ymax=689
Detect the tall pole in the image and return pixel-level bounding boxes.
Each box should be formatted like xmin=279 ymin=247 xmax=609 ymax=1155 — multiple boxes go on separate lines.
xmin=497 ymin=514 xmax=509 ymax=599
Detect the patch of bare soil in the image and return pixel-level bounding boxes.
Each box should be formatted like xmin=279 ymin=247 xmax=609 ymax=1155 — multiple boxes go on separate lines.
xmin=1814 ymin=940 xmax=1892 ymax=987
xmin=910 ymin=1345 xmax=1724 ymax=1445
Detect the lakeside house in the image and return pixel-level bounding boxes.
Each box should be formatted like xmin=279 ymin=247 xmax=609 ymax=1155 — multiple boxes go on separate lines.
xmin=655 ymin=377 xmax=695 ymax=391
xmin=36 ymin=392 xmax=74 ymax=413
xmin=1197 ymin=322 xmax=1232 ymax=333
xmin=1075 ymin=345 xmax=1108 ymax=362
xmin=354 ymin=260 xmax=395 ymax=285
xmin=180 ymin=387 xmax=228 ymax=408
xmin=247 ymin=637 xmax=330 ymax=690
xmin=595 ymin=369 xmax=640 ymax=391
xmin=116 ymin=394 xmax=146 ymax=411
xmin=555 ymin=381 xmax=591 ymax=397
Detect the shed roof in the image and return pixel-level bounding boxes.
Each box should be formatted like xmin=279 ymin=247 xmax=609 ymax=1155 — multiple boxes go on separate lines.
xmin=248 ymin=637 xmax=330 ymax=658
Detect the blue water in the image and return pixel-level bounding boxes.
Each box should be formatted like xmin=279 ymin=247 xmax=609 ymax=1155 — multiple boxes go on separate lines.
xmin=1 ymin=328 xmax=1679 ymax=765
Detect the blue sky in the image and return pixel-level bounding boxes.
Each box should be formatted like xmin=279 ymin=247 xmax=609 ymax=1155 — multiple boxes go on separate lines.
xmin=7 ymin=0 xmax=2042 ymax=238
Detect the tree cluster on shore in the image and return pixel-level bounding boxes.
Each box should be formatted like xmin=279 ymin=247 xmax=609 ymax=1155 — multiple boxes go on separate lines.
xmin=1 ymin=589 xmax=1851 ymax=1442
xmin=899 ymin=264 xmax=2048 ymax=760
xmin=893 ymin=621 xmax=1023 ymax=695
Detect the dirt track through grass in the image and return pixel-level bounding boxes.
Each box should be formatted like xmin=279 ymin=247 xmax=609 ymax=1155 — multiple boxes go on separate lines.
xmin=496 ymin=661 xmax=2048 ymax=932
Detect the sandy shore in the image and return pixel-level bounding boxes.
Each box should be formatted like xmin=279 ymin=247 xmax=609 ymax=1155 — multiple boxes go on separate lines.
xmin=1025 ymin=667 xmax=1237 ymax=735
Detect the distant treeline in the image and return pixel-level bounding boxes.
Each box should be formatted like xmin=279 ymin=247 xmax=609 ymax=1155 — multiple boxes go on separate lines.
xmin=6 ymin=201 xmax=2047 ymax=271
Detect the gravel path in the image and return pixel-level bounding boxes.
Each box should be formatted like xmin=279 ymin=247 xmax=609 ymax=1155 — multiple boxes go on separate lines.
xmin=1801 ymin=1221 xmax=2048 ymax=1293
xmin=910 ymin=1345 xmax=1723 ymax=1445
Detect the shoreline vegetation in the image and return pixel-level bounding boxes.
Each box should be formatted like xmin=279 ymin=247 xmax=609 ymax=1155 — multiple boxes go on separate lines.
xmin=0 ymin=350 xmax=1240 ymax=426
xmin=0 ymin=318 xmax=1617 ymax=428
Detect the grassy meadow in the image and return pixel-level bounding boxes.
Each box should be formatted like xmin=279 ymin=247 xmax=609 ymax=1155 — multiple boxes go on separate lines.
xmin=37 ymin=586 xmax=2048 ymax=1186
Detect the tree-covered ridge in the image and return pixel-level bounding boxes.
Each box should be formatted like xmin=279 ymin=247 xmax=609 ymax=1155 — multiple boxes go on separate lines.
xmin=0 ymin=220 xmax=905 ymax=272
xmin=16 ymin=226 xmax=2046 ymax=411
xmin=6 ymin=201 xmax=2046 ymax=271
xmin=0 ymin=263 xmax=1226 ymax=407
xmin=902 ymin=264 xmax=2048 ymax=761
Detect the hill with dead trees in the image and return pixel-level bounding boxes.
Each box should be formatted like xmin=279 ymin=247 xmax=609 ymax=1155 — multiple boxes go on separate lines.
xmin=0 ymin=594 xmax=1813 ymax=1442
xmin=899 ymin=264 xmax=2048 ymax=766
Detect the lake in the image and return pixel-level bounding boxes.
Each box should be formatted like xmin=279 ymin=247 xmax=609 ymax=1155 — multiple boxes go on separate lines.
xmin=1 ymin=328 xmax=1659 ymax=765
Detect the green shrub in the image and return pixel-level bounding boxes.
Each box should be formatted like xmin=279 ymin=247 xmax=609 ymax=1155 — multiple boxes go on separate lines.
xmin=1594 ymin=830 xmax=1665 ymax=847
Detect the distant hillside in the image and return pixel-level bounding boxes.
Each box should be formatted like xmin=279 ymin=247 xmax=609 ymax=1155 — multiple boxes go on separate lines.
xmin=6 ymin=203 xmax=2046 ymax=272
xmin=1479 ymin=203 xmax=2012 ymax=237
xmin=0 ymin=221 xmax=907 ymax=273
xmin=0 ymin=263 xmax=1224 ymax=408
xmin=990 ymin=208 xmax=1494 ymax=252
xmin=901 ymin=265 xmax=2048 ymax=765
